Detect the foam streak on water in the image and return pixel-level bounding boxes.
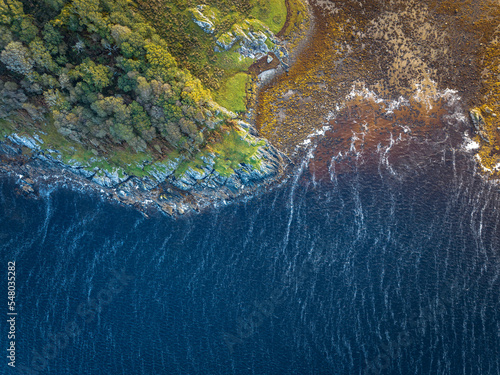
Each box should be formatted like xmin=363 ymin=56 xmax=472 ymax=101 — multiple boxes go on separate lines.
xmin=1 ymin=86 xmax=500 ymax=375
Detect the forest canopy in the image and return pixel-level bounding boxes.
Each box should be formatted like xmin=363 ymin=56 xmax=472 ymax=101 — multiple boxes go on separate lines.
xmin=0 ymin=0 xmax=286 ymax=177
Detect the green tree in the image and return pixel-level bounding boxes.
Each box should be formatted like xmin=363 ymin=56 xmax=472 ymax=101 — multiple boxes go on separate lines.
xmin=42 ymin=23 xmax=63 ymax=55
xmin=0 ymin=0 xmax=24 ymax=26
xmin=134 ymin=76 xmax=152 ymax=102
xmin=117 ymin=56 xmax=141 ymax=73
xmin=0 ymin=41 xmax=33 ymax=74
xmin=144 ymin=42 xmax=176 ymax=81
xmin=110 ymin=120 xmax=134 ymax=142
xmin=110 ymin=24 xmax=131 ymax=45
xmin=29 ymin=39 xmax=57 ymax=72
xmin=18 ymin=18 xmax=37 ymax=43
xmin=0 ymin=80 xmax=27 ymax=118
xmin=43 ymin=0 xmax=66 ymax=11
xmin=72 ymin=58 xmax=112 ymax=91
xmin=158 ymin=120 xmax=182 ymax=147
xmin=117 ymin=70 xmax=138 ymax=92
xmin=127 ymin=135 xmax=147 ymax=152
xmin=162 ymin=102 xmax=183 ymax=122
xmin=69 ymin=0 xmax=108 ymax=36
xmin=179 ymin=117 xmax=198 ymax=137
xmin=43 ymin=88 xmax=70 ymax=110
xmin=0 ymin=25 xmax=12 ymax=49
xmin=130 ymin=100 xmax=152 ymax=134
xmin=90 ymin=96 xmax=122 ymax=117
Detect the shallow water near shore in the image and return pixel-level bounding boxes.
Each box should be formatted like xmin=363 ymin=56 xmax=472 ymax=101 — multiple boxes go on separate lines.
xmin=2 ymin=92 xmax=500 ymax=374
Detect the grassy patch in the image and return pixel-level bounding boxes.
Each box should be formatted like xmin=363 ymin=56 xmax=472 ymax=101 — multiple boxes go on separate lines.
xmin=213 ymin=49 xmax=254 ymax=74
xmin=174 ymin=154 xmax=205 ymax=178
xmin=250 ymin=0 xmax=286 ymax=34
xmin=209 ymin=128 xmax=264 ymax=176
xmin=103 ymin=149 xmax=151 ymax=177
xmin=0 ymin=119 xmax=15 ymax=138
xmin=173 ymin=126 xmax=265 ymax=178
xmin=214 ymin=73 xmax=251 ymax=113
xmin=37 ymin=120 xmax=83 ymax=154
xmin=280 ymin=0 xmax=308 ymax=39
xmin=135 ymin=0 xmax=287 ymax=113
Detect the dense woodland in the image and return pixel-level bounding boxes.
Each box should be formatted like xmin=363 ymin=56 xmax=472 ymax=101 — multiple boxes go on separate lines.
xmin=0 ymin=0 xmax=268 ymax=162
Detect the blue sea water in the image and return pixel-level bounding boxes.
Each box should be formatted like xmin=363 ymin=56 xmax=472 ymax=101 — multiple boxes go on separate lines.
xmin=2 ymin=107 xmax=500 ymax=374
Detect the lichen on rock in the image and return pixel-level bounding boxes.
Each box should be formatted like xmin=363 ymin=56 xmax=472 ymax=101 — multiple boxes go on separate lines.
xmin=470 ymin=107 xmax=492 ymax=144
xmin=215 ymin=19 xmax=278 ymax=60
xmin=188 ymin=5 xmax=218 ymax=34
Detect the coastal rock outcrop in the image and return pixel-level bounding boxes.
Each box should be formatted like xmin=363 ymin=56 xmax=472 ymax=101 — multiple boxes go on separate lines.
xmin=215 ymin=19 xmax=277 ymax=59
xmin=189 ymin=5 xmax=217 ymax=34
xmin=0 ymin=119 xmax=285 ymax=217
xmin=470 ymin=108 xmax=492 ymax=144
xmin=188 ymin=6 xmax=289 ymax=65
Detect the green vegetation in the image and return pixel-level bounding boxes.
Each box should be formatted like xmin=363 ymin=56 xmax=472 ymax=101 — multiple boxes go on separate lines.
xmin=249 ymin=0 xmax=286 ymax=34
xmin=214 ymin=72 xmax=250 ymax=113
xmin=135 ymin=0 xmax=285 ymax=93
xmin=174 ymin=123 xmax=265 ymax=178
xmin=0 ymin=0 xmax=287 ymax=180
xmin=0 ymin=119 xmax=14 ymax=137
xmin=210 ymin=127 xmax=264 ymax=176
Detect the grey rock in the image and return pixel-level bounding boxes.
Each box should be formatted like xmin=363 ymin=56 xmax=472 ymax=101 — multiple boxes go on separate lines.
xmin=8 ymin=134 xmax=41 ymax=151
xmin=210 ymin=171 xmax=228 ymax=186
xmin=185 ymin=166 xmax=209 ymax=180
xmin=104 ymin=168 xmax=128 ymax=185
xmin=170 ymin=174 xmax=197 ymax=191
xmin=189 ymin=6 xmax=216 ymax=34
xmin=69 ymin=166 xmax=96 ymax=179
xmin=138 ymin=177 xmax=158 ymax=191
xmin=0 ymin=141 xmax=22 ymax=156
xmin=470 ymin=108 xmax=491 ymax=143
xmin=216 ymin=31 xmax=238 ymax=50
xmin=91 ymin=174 xmax=115 ymax=188
xmin=224 ymin=175 xmax=244 ymax=192
xmin=148 ymin=160 xmax=178 ymax=183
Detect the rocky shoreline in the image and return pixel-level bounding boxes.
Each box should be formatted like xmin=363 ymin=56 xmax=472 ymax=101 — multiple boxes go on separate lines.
xmin=0 ymin=132 xmax=286 ymax=217
xmin=0 ymin=0 xmax=315 ymax=218
xmin=0 ymin=120 xmax=288 ymax=217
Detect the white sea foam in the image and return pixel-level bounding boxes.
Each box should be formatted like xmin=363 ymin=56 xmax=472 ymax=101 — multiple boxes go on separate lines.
xmin=296 ymin=80 xmax=469 ymax=178
xmin=462 ymin=135 xmax=480 ymax=152
xmin=298 ymin=124 xmax=331 ymax=148
xmin=342 ymin=84 xmax=410 ymax=113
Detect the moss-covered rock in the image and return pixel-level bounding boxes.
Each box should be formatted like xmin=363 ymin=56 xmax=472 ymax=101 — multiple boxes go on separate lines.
xmin=188 ymin=5 xmax=218 ymax=34
xmin=215 ymin=19 xmax=278 ymax=59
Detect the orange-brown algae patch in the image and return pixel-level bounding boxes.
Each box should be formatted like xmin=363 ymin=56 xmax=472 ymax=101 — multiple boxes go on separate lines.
xmin=255 ymin=0 xmax=484 ymax=157
xmin=308 ymin=94 xmax=455 ymax=181
xmin=256 ymin=2 xmax=372 ymax=155
xmin=469 ymin=13 xmax=500 ymax=178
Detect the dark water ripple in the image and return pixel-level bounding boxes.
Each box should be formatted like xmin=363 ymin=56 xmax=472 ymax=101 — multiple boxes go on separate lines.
xmin=1 ymin=127 xmax=500 ymax=374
